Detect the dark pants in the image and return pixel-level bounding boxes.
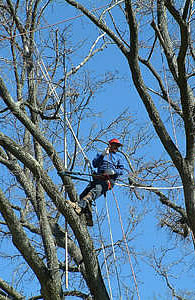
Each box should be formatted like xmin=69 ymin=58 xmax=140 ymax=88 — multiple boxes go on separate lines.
xmin=79 ymin=179 xmax=115 ymax=209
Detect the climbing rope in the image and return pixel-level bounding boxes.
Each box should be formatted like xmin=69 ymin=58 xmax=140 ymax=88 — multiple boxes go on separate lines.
xmin=31 ymin=41 xmax=182 ymax=300
xmin=63 ymin=49 xmax=69 ymax=289
xmin=111 ymin=188 xmax=141 ymax=300
xmin=104 ymin=193 xmax=122 ymax=299
xmin=95 ymin=205 xmax=113 ymax=300
xmin=116 ymin=181 xmax=183 ymax=190
xmin=63 ymin=170 xmax=183 ymax=190
xmin=104 ymin=151 xmax=138 ymax=298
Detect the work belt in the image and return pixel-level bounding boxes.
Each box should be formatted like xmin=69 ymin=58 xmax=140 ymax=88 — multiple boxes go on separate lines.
xmin=92 ymin=173 xmax=115 ymax=190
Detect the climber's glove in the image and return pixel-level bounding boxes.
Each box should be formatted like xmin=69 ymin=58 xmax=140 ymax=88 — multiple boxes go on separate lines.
xmin=102 ymin=147 xmax=110 ymax=157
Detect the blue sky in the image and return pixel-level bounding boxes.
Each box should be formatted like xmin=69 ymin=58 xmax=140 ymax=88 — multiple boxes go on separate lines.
xmin=50 ymin=3 xmax=194 ymax=299
xmin=0 ymin=1 xmax=194 ymax=299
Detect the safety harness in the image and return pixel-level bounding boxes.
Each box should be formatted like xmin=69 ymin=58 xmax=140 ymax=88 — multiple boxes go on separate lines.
xmin=62 ymin=170 xmax=115 ymax=190
xmin=92 ymin=172 xmax=116 ymax=190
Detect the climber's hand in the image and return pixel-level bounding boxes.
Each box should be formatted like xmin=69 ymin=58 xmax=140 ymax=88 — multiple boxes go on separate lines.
xmin=102 ymin=146 xmax=110 ymax=156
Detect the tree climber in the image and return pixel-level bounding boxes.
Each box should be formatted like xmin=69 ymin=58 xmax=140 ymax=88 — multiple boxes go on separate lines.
xmin=68 ymin=138 xmax=124 ymax=226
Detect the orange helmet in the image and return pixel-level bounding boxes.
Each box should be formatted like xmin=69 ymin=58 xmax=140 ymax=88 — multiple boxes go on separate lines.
xmin=108 ymin=138 xmax=123 ymax=147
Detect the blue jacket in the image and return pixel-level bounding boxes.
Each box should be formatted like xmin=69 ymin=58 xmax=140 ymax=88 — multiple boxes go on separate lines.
xmin=92 ymin=152 xmax=124 ymax=179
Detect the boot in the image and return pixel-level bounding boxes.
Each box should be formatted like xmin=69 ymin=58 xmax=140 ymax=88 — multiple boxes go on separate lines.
xmin=67 ymin=201 xmax=82 ymax=214
xmin=84 ymin=201 xmax=93 ymax=227
xmin=67 ymin=192 xmax=94 ymax=227
xmin=81 ymin=192 xmax=94 ymax=227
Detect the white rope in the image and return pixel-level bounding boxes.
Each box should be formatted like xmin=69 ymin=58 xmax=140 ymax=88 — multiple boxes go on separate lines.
xmin=95 ymin=205 xmax=113 ymax=300
xmin=104 ymin=194 xmax=122 ymax=300
xmin=116 ymin=182 xmax=183 ymax=190
xmin=63 ymin=51 xmax=69 ymax=289
xmin=111 ymin=188 xmax=140 ymax=300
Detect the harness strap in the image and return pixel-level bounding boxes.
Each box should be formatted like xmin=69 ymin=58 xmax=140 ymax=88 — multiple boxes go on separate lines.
xmin=92 ymin=173 xmax=114 ymax=191
xmin=92 ymin=173 xmax=116 ymax=181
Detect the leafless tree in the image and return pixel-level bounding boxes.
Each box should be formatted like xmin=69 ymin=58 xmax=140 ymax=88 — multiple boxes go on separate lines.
xmin=0 ymin=0 xmax=194 ymax=299
xmin=0 ymin=1 xmax=121 ymax=299
xmin=64 ymin=0 xmax=194 ymax=245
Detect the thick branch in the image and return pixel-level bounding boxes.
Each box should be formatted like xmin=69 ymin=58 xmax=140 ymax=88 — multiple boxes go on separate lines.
xmin=124 ymin=0 xmax=185 ymax=177
xmin=0 ymin=188 xmax=48 ymax=286
xmin=0 ymin=277 xmax=24 ymax=299
xmin=64 ymin=0 xmax=129 ymax=56
xmin=0 ymin=76 xmax=78 ymax=202
xmin=164 ymin=0 xmax=195 ymax=162
xmin=0 ymin=132 xmax=109 ymax=299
